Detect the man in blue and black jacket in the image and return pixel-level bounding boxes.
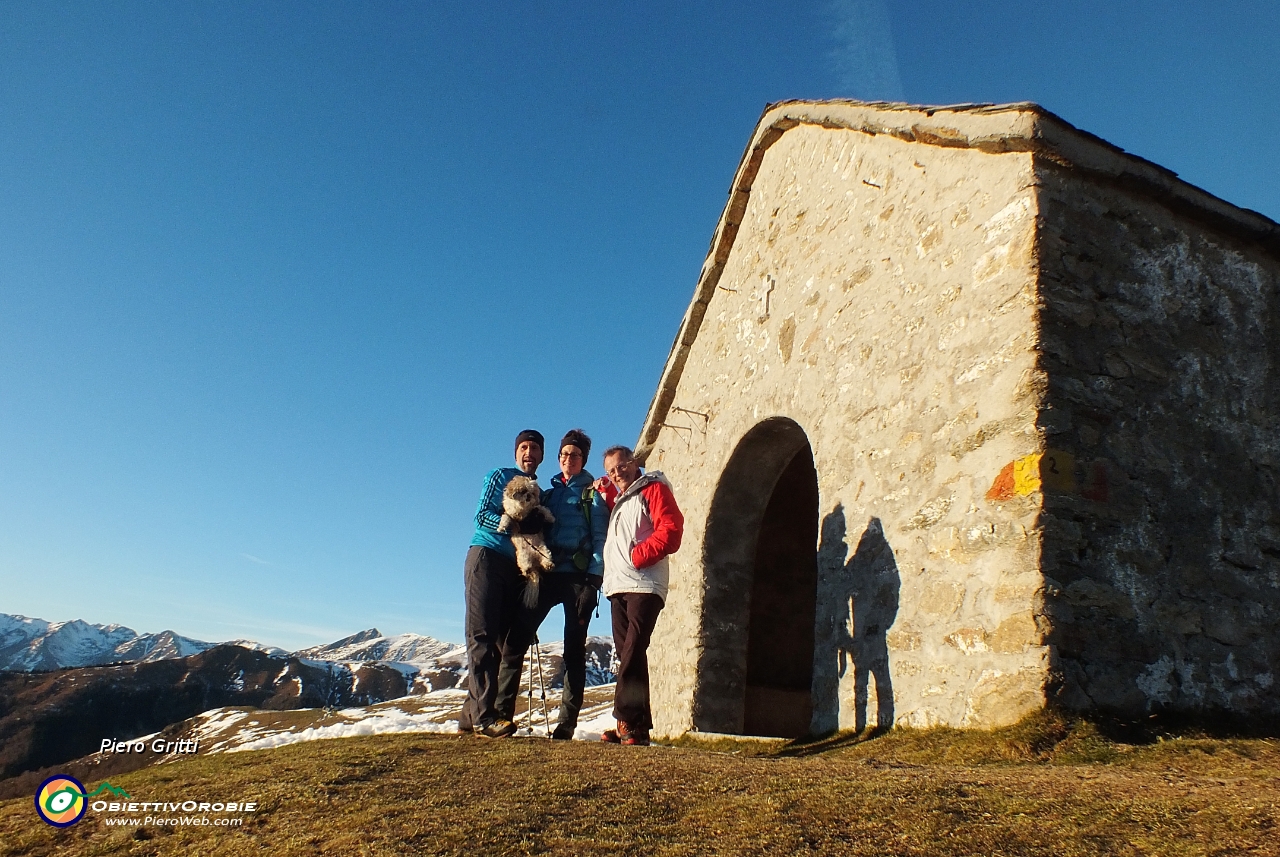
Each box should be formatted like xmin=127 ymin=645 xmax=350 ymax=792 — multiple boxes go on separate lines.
xmin=458 ymin=429 xmax=544 ymax=738
xmin=496 ymin=428 xmax=609 ymax=739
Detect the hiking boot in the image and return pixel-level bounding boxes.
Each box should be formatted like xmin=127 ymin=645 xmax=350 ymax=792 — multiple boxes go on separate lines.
xmin=551 ymin=723 xmax=575 ymax=741
xmin=602 ymin=721 xmax=637 ymax=744
xmin=474 ymin=719 xmax=516 ymax=739
xmin=621 ymin=729 xmax=650 ymax=747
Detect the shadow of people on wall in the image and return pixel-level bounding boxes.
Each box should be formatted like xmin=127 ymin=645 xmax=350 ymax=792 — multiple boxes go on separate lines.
xmin=814 ymin=506 xmax=901 ymax=733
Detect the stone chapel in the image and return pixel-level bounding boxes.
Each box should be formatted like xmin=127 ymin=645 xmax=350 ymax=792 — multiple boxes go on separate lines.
xmin=636 ymin=100 xmax=1280 ymax=737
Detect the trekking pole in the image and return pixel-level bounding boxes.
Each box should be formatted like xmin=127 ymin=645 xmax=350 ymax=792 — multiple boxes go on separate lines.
xmin=522 ymin=642 xmax=536 ymax=736
xmin=531 ymin=633 xmax=552 ymax=737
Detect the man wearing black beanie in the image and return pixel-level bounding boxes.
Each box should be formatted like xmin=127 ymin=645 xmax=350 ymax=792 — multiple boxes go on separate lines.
xmin=458 ymin=429 xmax=544 ymax=738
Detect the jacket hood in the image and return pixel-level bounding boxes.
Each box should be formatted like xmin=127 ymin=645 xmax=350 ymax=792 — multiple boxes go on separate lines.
xmin=551 ymin=470 xmax=596 ymax=490
xmin=615 ymin=470 xmax=671 ymax=503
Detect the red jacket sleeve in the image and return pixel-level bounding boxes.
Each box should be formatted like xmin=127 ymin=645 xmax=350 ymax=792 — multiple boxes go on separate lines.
xmin=598 ymin=478 xmax=618 ymax=511
xmin=631 ymin=481 xmax=684 ymax=569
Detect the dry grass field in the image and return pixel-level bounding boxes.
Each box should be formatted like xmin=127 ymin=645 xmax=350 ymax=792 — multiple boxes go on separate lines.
xmin=2 ymin=713 xmax=1278 ymax=856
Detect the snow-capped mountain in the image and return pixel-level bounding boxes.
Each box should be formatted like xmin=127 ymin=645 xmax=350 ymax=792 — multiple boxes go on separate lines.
xmin=0 ymin=614 xmax=216 ymax=672
xmin=223 ymin=638 xmax=291 ymax=657
xmin=0 ymin=613 xmax=49 ymax=655
xmin=0 ymin=613 xmax=258 ymax=672
xmin=295 ymin=628 xmax=462 ymax=665
xmin=111 ymin=629 xmax=215 ymax=663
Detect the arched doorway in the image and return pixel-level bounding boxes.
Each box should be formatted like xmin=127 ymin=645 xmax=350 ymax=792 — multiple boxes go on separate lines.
xmin=693 ymin=417 xmax=819 ymax=737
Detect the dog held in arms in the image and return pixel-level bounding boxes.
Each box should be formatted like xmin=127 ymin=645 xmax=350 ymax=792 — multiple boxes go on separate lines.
xmin=498 ymin=475 xmax=555 ymax=607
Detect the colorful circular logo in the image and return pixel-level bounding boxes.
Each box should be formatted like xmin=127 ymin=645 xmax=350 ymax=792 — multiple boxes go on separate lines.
xmin=35 ymin=775 xmax=88 ymax=827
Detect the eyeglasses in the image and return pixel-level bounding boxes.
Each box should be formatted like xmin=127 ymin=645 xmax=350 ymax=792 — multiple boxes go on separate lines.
xmin=606 ymin=461 xmax=635 ymax=477
xmin=559 ymin=451 xmax=584 ymax=460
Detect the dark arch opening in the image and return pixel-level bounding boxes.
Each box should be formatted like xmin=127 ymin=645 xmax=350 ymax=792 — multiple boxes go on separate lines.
xmin=694 ymin=417 xmax=819 ymax=737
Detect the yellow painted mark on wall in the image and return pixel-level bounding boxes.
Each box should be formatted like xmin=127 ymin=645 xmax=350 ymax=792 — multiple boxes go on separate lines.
xmin=1012 ymin=453 xmax=1043 ymax=495
xmin=986 ymin=450 xmax=1076 ymax=501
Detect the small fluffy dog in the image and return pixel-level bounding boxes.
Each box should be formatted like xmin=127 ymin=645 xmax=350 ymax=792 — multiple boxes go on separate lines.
xmin=498 ymin=475 xmax=555 ymax=607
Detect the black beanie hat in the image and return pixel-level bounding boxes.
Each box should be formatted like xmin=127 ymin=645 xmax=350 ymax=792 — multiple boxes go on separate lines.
xmin=559 ymin=429 xmax=592 ymax=462
xmin=514 ymin=429 xmax=545 ymax=453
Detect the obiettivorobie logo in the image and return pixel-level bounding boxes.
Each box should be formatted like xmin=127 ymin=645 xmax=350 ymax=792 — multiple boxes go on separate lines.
xmin=34 ymin=775 xmax=130 ymax=827
xmin=35 ymin=774 xmax=258 ymax=829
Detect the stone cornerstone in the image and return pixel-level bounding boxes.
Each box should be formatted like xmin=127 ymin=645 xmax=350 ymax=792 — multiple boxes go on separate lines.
xmin=633 ymin=100 xmax=1280 ymax=737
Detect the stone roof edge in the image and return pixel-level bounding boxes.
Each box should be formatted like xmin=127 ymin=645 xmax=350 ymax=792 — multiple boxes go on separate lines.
xmin=634 ymin=99 xmax=1280 ymax=461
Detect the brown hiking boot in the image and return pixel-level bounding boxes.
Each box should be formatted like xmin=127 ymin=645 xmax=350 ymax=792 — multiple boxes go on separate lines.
xmin=596 ymin=716 xmax=627 ymax=746
xmin=603 ymin=721 xmax=647 ymax=744
xmin=474 ymin=719 xmax=516 ymax=739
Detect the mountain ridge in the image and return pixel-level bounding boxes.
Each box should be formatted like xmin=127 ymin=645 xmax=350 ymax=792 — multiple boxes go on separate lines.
xmin=0 ymin=613 xmax=461 ymax=673
xmin=0 ymin=613 xmax=215 ymax=672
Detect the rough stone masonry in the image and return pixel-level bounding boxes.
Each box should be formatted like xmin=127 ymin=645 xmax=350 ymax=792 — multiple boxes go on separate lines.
xmin=634 ymin=100 xmax=1280 ymax=738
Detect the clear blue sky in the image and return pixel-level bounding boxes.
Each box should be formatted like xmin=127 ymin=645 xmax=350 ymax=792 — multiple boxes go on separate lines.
xmin=2 ymin=1 xmax=1277 ymax=650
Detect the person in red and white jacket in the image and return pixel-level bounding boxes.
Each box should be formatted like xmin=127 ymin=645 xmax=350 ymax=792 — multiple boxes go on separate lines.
xmin=599 ymin=445 xmax=683 ymax=746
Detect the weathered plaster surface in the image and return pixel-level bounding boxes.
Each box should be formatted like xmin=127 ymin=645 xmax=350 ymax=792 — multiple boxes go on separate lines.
xmin=645 ymin=120 xmax=1048 ymax=736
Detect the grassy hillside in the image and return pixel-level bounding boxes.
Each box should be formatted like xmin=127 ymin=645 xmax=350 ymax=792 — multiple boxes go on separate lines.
xmin=2 ymin=713 xmax=1278 ymax=856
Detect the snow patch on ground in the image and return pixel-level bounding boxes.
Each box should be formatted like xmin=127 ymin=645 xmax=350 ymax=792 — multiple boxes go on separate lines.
xmin=231 ymin=709 xmax=460 ymax=752
xmin=571 ymin=704 xmax=618 ymax=742
xmin=185 ymin=683 xmax=619 ymax=755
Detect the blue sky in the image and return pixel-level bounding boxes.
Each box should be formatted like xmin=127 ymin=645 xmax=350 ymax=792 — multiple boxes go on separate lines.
xmin=2 ymin=1 xmax=1277 ymax=650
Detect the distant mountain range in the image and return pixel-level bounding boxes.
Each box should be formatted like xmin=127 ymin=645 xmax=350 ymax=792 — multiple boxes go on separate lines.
xmin=0 ymin=644 xmax=418 ymax=789
xmin=0 ymin=613 xmax=486 ymax=675
xmin=0 ymin=612 xmax=613 ymax=687
xmin=0 ymin=612 xmax=615 ymax=789
xmin=0 ymin=613 xmax=285 ymax=672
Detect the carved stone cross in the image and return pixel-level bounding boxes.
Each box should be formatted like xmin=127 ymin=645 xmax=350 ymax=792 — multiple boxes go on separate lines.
xmin=754 ymin=273 xmax=776 ymax=321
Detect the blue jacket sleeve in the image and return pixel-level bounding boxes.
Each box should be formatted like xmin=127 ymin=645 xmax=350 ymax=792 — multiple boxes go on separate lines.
xmin=474 ymin=469 xmax=506 ymax=533
xmin=588 ymin=489 xmax=609 ymax=578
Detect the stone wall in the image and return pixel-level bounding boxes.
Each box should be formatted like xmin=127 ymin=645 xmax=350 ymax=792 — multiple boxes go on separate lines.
xmin=1035 ymin=163 xmax=1280 ymax=717
xmin=644 ymin=119 xmax=1052 ymax=736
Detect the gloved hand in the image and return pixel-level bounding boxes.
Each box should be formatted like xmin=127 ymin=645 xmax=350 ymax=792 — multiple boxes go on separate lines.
xmin=575 ymin=580 xmax=600 ymax=622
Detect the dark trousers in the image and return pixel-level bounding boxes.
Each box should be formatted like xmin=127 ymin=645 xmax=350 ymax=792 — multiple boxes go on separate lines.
xmin=609 ymin=592 xmax=664 ymax=731
xmin=459 ymin=546 xmax=523 ymax=730
xmin=495 ymin=573 xmax=597 ymax=727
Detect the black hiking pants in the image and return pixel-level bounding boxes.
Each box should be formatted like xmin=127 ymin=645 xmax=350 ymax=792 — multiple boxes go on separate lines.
xmin=495 ymin=572 xmax=598 ymax=729
xmin=609 ymin=592 xmax=664 ymax=732
xmin=459 ymin=546 xmax=523 ymax=731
